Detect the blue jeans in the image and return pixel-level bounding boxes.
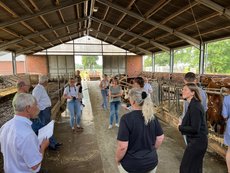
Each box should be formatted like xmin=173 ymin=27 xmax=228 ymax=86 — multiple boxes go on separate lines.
xmin=38 ymin=107 xmax=51 ymax=125
xmin=67 ymin=99 xmax=81 ymax=128
xmin=31 ymin=118 xmax=57 ymax=148
xmin=109 ymin=101 xmax=120 ymax=125
xmin=101 ymin=89 xmax=108 ymax=109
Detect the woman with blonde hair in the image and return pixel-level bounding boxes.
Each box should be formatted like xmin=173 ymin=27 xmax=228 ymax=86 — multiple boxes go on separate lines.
xmin=116 ymin=88 xmax=164 ymax=173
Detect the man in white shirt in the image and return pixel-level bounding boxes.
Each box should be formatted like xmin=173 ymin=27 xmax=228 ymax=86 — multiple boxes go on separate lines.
xmin=32 ymin=75 xmax=62 ymax=150
xmin=144 ymin=77 xmax=153 ymax=94
xmin=32 ymin=75 xmax=52 ymax=125
xmin=0 ymin=93 xmax=49 ymax=173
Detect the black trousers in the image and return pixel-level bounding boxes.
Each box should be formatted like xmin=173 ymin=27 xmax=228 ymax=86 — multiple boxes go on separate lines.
xmin=180 ymin=136 xmax=208 ymax=173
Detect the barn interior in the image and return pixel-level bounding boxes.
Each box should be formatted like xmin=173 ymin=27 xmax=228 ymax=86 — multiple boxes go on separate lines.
xmin=0 ymin=0 xmax=230 ymax=172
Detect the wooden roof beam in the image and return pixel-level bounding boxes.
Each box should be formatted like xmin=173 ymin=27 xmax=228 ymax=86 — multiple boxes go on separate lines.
xmin=93 ymin=29 xmax=150 ymax=54
xmin=95 ymin=5 xmax=109 ymax=38
xmin=115 ymin=0 xmax=171 ymax=46
xmin=143 ymin=0 xmax=170 ymax=18
xmin=154 ymin=12 xmax=221 ymax=41
xmin=0 ymin=0 xmax=87 ymax=29
xmin=92 ymin=17 xmax=170 ymax=52
xmin=104 ymin=0 xmax=136 ymax=42
xmin=96 ymin=0 xmax=200 ymax=48
xmin=195 ymin=0 xmax=230 ymax=19
xmin=17 ymin=28 xmax=87 ymax=55
xmin=0 ymin=17 xmax=88 ymax=50
xmin=142 ymin=1 xmax=198 ymax=37
xmin=28 ymin=0 xmax=39 ymax=11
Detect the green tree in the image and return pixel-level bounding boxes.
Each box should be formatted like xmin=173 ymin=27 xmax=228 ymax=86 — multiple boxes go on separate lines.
xmin=82 ymin=56 xmax=99 ymax=70
xmin=144 ymin=55 xmax=152 ymax=67
xmin=206 ymin=39 xmax=230 ymax=74
xmin=155 ymin=52 xmax=170 ymax=66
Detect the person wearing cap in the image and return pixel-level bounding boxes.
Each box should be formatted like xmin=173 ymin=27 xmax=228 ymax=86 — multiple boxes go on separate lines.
xmin=116 ymin=88 xmax=164 ymax=173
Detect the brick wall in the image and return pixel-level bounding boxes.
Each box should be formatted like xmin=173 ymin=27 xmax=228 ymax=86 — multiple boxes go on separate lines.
xmin=0 ymin=61 xmax=25 ymax=75
xmin=25 ymin=55 xmax=48 ymax=75
xmin=126 ymin=55 xmax=142 ymax=77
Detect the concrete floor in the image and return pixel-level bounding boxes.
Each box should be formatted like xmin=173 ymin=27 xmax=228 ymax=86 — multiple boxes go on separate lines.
xmin=41 ymin=81 xmax=227 ymax=173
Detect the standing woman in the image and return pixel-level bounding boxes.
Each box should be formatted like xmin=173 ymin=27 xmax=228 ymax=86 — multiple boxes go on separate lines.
xmin=100 ymin=74 xmax=109 ymax=110
xmin=116 ymin=88 xmax=164 ymax=173
xmin=178 ymin=83 xmax=208 ymax=173
xmin=63 ymin=78 xmax=83 ymax=132
xmin=108 ymin=77 xmax=123 ymax=129
xmin=222 ymin=88 xmax=230 ymax=172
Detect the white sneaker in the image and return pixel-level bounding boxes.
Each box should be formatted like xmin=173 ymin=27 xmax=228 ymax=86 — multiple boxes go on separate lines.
xmin=108 ymin=125 xmax=112 ymax=129
xmin=115 ymin=123 xmax=119 ymax=127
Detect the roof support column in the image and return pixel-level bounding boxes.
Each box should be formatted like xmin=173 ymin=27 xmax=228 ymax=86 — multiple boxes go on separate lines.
xmin=12 ymin=52 xmax=17 ymax=75
xmin=152 ymin=53 xmax=155 ymax=73
xmin=199 ymin=42 xmax=205 ymax=75
xmin=170 ymin=49 xmax=174 ymax=73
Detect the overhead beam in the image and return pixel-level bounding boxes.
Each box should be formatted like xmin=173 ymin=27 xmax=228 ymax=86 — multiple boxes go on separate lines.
xmin=0 ymin=17 xmax=88 ymax=50
xmin=96 ymin=0 xmax=200 ymax=48
xmin=195 ymin=0 xmax=230 ymax=19
xmin=93 ymin=30 xmax=151 ymax=55
xmin=104 ymin=0 xmax=135 ymax=41
xmin=16 ymin=28 xmax=87 ymax=54
xmin=92 ymin=17 xmax=170 ymax=52
xmin=0 ymin=0 xmax=87 ymax=29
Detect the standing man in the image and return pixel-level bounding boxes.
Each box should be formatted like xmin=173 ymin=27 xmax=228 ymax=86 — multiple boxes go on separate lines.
xmin=32 ymin=75 xmax=52 ymax=125
xmin=32 ymin=75 xmax=61 ymax=150
xmin=144 ymin=77 xmax=153 ymax=94
xmin=15 ymin=79 xmax=31 ymax=94
xmin=0 ymin=93 xmax=49 ymax=173
xmin=75 ymin=70 xmax=82 ymax=84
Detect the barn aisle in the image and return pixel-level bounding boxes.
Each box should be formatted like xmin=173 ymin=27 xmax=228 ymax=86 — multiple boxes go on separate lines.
xmin=41 ymin=81 xmax=227 ymax=173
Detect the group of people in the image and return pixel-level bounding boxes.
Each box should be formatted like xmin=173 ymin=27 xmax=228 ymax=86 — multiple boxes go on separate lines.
xmin=99 ymin=75 xmax=154 ymax=129
xmin=0 ymin=75 xmax=62 ymax=173
xmin=103 ymin=72 xmax=228 ymax=173
xmin=0 ymin=70 xmax=229 ymax=173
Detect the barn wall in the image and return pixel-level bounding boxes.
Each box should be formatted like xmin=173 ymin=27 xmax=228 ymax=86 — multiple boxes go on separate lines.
xmin=26 ymin=55 xmax=48 ymax=75
xmin=127 ymin=55 xmax=142 ymax=76
xmin=0 ymin=61 xmax=25 ymax=75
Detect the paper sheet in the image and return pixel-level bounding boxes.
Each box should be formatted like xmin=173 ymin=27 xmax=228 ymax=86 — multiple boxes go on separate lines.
xmin=38 ymin=120 xmax=54 ymax=145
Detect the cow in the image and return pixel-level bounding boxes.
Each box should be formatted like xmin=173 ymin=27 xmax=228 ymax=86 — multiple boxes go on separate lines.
xmin=206 ymin=77 xmax=230 ymax=134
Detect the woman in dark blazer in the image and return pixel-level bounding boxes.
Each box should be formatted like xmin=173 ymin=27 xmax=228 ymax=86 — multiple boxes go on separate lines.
xmin=178 ymin=83 xmax=208 ymax=173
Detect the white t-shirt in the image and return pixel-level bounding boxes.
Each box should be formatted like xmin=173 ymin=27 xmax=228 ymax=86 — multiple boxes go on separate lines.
xmin=64 ymin=85 xmax=79 ymax=102
xmin=0 ymin=116 xmax=42 ymax=173
xmin=144 ymin=83 xmax=153 ymax=94
xmin=32 ymin=84 xmax=51 ymax=110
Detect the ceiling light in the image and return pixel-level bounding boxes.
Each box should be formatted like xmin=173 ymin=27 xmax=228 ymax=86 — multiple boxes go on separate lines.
xmin=93 ymin=7 xmax=98 ymax=12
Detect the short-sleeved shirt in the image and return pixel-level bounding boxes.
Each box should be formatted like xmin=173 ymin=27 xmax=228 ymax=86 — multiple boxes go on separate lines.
xmin=222 ymin=95 xmax=230 ymax=145
xmin=0 ymin=115 xmax=42 ymax=173
xmin=32 ymin=84 xmax=51 ymax=111
xmin=144 ymin=83 xmax=153 ymax=94
xmin=64 ymin=85 xmax=79 ymax=102
xmin=109 ymin=85 xmax=122 ymax=102
xmin=100 ymin=80 xmax=109 ymax=90
xmin=117 ymin=110 xmax=163 ymax=173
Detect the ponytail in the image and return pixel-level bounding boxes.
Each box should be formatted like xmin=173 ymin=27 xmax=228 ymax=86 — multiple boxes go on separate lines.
xmin=128 ymin=88 xmax=155 ymax=125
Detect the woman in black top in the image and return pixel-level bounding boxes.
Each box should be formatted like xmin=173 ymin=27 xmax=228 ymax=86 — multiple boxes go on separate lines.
xmin=178 ymin=83 xmax=208 ymax=173
xmin=116 ymin=88 xmax=164 ymax=173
